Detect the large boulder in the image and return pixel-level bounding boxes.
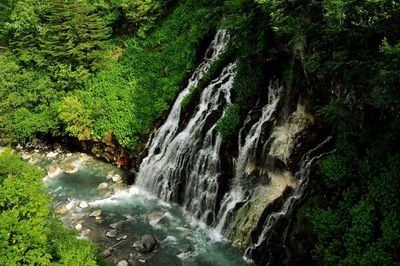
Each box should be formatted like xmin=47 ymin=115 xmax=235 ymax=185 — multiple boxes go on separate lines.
xmin=133 ymin=234 xmax=157 ymax=253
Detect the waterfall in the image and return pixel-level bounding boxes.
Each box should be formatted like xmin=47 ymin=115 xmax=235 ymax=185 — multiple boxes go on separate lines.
xmin=215 ymin=81 xmax=282 ymax=235
xmin=136 ymin=30 xmax=235 ymax=224
xmin=135 ymin=28 xmax=333 ymax=265
xmin=137 ymin=29 xmax=229 ymax=170
xmin=244 ymin=136 xmax=334 ymax=263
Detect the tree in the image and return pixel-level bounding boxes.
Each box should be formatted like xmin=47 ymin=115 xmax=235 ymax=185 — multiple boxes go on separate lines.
xmin=0 ymin=148 xmax=99 ymax=265
xmin=40 ymin=0 xmax=110 ymax=70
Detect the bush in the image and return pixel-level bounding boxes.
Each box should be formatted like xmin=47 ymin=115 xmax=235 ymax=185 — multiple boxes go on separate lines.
xmin=217 ymin=104 xmax=241 ymax=139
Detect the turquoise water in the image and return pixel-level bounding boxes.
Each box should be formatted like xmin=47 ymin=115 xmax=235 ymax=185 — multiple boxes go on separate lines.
xmin=23 ymin=150 xmax=251 ymax=266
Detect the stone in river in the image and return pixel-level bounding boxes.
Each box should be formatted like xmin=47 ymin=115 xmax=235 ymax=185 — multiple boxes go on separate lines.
xmin=133 ymin=234 xmax=157 ymax=253
xmin=147 ymin=211 xmax=164 ymax=222
xmin=89 ymin=210 xmax=101 ymax=217
xmin=97 ymin=182 xmax=108 ymax=190
xmin=117 ymin=261 xmax=128 ymax=266
xmin=106 ymin=229 xmax=117 ymax=238
xmin=109 ymin=221 xmax=122 ymax=229
xmin=79 ymin=201 xmax=89 ymax=209
xmin=117 ymin=235 xmax=128 ymax=241
xmin=75 ymin=224 xmax=83 ymax=231
xmin=48 ymin=165 xmax=62 ymax=179
xmin=62 ymin=163 xmax=78 ymax=174
xmin=106 ymin=171 xmax=114 ymax=180
xmin=65 ymin=201 xmax=76 ymax=210
xmin=112 ymin=174 xmax=122 ymax=183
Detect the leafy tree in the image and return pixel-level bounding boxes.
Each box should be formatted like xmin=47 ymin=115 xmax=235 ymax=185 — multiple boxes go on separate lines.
xmin=40 ymin=0 xmax=110 ymax=70
xmin=0 ymin=148 xmax=99 ymax=265
xmin=58 ymin=95 xmax=94 ymax=141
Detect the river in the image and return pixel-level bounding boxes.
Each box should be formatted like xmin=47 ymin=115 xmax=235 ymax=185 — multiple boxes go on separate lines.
xmin=19 ymin=147 xmax=251 ymax=266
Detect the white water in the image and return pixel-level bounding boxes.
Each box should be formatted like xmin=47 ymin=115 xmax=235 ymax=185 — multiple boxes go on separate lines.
xmin=215 ymin=81 xmax=282 ymax=235
xmin=136 ymin=30 xmax=236 ymax=224
xmin=137 ymin=30 xmax=229 ymax=167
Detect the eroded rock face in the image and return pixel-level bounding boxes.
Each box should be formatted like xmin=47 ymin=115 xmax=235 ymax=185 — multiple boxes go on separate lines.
xmin=268 ymin=103 xmax=314 ymax=165
xmin=232 ymin=170 xmax=296 ymax=250
xmin=133 ymin=234 xmax=157 ymax=253
xmin=230 ymin=101 xmax=315 ymax=251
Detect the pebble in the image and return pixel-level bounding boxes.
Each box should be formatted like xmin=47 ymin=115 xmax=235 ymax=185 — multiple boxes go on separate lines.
xmin=106 ymin=229 xmax=117 ymax=238
xmin=89 ymin=210 xmax=101 ymax=217
xmin=97 ymin=182 xmax=108 ymax=190
xmin=75 ymin=224 xmax=83 ymax=231
xmin=109 ymin=222 xmax=121 ymax=229
xmin=79 ymin=201 xmax=89 ymax=209
xmin=117 ymin=235 xmax=128 ymax=241
xmin=112 ymin=174 xmax=122 ymax=183
xmin=117 ymin=261 xmax=128 ymax=266
xmin=65 ymin=201 xmax=75 ymax=210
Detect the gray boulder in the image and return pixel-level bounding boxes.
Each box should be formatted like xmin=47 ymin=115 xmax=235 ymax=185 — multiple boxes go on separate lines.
xmin=133 ymin=234 xmax=157 ymax=253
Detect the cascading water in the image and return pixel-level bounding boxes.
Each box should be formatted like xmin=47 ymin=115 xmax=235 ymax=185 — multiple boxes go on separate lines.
xmin=135 ymin=28 xmax=333 ymax=265
xmin=215 ymin=80 xmax=282 ymax=236
xmin=136 ymin=30 xmax=236 ymax=224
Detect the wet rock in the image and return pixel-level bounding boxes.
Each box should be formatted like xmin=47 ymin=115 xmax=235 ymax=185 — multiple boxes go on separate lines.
xmin=57 ymin=205 xmax=69 ymax=215
xmin=21 ymin=154 xmax=31 ymax=161
xmin=106 ymin=171 xmax=114 ymax=180
xmin=48 ymin=165 xmax=62 ymax=179
xmin=106 ymin=229 xmax=117 ymax=238
xmin=78 ymin=201 xmax=89 ymax=209
xmin=112 ymin=174 xmax=122 ymax=183
xmin=117 ymin=235 xmax=128 ymax=241
xmin=89 ymin=210 xmax=101 ymax=217
xmin=110 ymin=221 xmax=122 ymax=229
xmin=62 ymin=163 xmax=78 ymax=174
xmin=65 ymin=201 xmax=76 ymax=210
xmin=117 ymin=260 xmax=128 ymax=266
xmin=147 ymin=211 xmax=164 ymax=222
xmin=46 ymin=151 xmax=59 ymax=158
xmin=82 ymin=229 xmax=91 ymax=236
xmin=133 ymin=234 xmax=157 ymax=253
xmin=102 ymin=248 xmax=112 ymax=258
xmin=75 ymin=224 xmax=83 ymax=231
xmin=97 ymin=182 xmax=108 ymax=190
xmin=179 ymin=243 xmax=193 ymax=253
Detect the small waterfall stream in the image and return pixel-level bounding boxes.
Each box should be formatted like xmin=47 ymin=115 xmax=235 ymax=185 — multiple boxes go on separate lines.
xmin=215 ymin=81 xmax=282 ymax=236
xmin=136 ymin=30 xmax=236 ymax=225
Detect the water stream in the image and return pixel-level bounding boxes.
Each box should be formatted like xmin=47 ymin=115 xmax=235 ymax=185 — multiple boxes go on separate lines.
xmin=19 ymin=149 xmax=249 ymax=266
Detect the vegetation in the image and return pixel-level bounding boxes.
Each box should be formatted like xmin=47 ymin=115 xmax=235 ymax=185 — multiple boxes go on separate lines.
xmin=0 ymin=148 xmax=99 ymax=265
xmin=0 ymin=0 xmax=399 ymax=265
xmin=0 ymin=0 xmax=223 ymax=150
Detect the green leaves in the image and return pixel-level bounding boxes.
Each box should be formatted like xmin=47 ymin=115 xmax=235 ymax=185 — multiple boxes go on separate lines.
xmin=217 ymin=104 xmax=241 ymax=139
xmin=0 ymin=149 xmax=99 ymax=265
xmin=58 ymin=95 xmax=94 ymax=141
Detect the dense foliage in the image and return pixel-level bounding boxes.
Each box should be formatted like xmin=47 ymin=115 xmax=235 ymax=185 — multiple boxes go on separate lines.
xmin=0 ymin=0 xmax=399 ymax=265
xmin=0 ymin=148 xmax=99 ymax=265
xmin=0 ymin=0 xmax=223 ymax=150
